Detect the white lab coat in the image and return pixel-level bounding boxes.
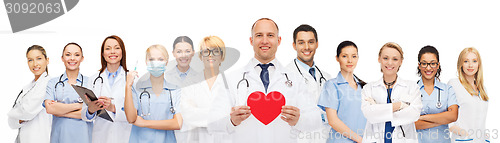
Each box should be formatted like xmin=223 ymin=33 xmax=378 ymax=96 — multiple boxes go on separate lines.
xmin=178 ymin=72 xmax=232 ymax=143
xmin=286 ymin=59 xmax=331 ymax=143
xmin=165 ymin=67 xmax=200 ymax=142
xmin=448 ymin=78 xmax=489 ymax=143
xmin=165 ymin=67 xmax=200 ymax=88
xmin=81 ymin=67 xmax=132 ymax=143
xmin=8 ymin=72 xmax=52 ymax=143
xmin=361 ymin=77 xmax=422 ymax=143
xmin=210 ymin=58 xmax=322 ymax=143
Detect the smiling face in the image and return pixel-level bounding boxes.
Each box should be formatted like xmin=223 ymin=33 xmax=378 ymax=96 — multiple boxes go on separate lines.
xmin=61 ymin=44 xmax=83 ymax=71
xmin=27 ymin=49 xmax=49 ymax=76
xmin=173 ymin=42 xmax=194 ymax=69
xmin=336 ymin=46 xmax=358 ymax=73
xmin=293 ymin=31 xmax=317 ymax=66
xmin=461 ymin=52 xmax=479 ymax=77
xmin=200 ymin=47 xmax=223 ymax=70
xmin=378 ymin=47 xmax=402 ymax=76
xmin=102 ymin=38 xmax=122 ymax=65
xmin=250 ymin=19 xmax=281 ymax=63
xmin=418 ymin=53 xmax=439 ymax=81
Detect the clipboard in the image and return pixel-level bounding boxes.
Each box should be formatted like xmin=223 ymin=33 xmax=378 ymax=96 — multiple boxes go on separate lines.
xmin=72 ymin=85 xmax=114 ymax=122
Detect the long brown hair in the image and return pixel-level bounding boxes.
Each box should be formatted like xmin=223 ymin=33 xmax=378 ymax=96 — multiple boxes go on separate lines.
xmin=99 ymin=35 xmax=128 ymax=74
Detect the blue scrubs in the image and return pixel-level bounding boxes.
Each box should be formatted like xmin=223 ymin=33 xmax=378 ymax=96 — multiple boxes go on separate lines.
xmin=129 ymin=75 xmax=181 ymax=143
xmin=317 ymin=72 xmax=366 ymax=143
xmin=417 ymin=78 xmax=458 ymax=143
xmin=44 ymin=72 xmax=92 ymax=143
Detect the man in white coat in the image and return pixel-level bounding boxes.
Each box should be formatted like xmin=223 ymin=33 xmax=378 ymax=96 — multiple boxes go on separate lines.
xmin=210 ymin=18 xmax=322 ymax=143
xmin=286 ymin=24 xmax=331 ymax=143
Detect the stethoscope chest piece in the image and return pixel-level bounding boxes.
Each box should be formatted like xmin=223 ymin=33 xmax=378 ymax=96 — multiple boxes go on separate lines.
xmin=170 ymin=107 xmax=175 ymax=114
xmin=436 ymin=101 xmax=442 ymax=109
xmin=285 ymin=80 xmax=293 ymax=87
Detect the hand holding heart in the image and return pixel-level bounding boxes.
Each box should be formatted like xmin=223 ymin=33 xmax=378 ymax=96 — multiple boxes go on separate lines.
xmin=280 ymin=105 xmax=300 ymax=126
xmin=230 ymin=106 xmax=251 ymax=126
xmin=230 ymin=91 xmax=301 ymax=126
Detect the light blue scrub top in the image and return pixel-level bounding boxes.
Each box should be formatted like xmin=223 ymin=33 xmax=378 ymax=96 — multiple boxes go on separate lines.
xmin=317 ymin=72 xmax=366 ymax=143
xmin=44 ymin=72 xmax=92 ymax=143
xmin=129 ymin=74 xmax=181 ymax=143
xmin=417 ymin=77 xmax=458 ymax=143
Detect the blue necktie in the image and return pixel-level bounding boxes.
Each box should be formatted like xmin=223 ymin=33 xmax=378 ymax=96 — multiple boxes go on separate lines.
xmin=385 ymin=88 xmax=394 ymax=143
xmin=258 ymin=63 xmax=273 ymax=92
xmin=309 ymin=68 xmax=316 ymax=81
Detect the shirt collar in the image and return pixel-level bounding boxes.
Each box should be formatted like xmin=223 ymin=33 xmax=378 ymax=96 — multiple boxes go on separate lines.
xmin=62 ymin=71 xmax=84 ymax=83
xmin=295 ymin=58 xmax=315 ymax=70
xmin=176 ymin=66 xmax=190 ymax=76
xmin=105 ymin=66 xmax=121 ymax=78
xmin=333 ymin=71 xmax=360 ymax=85
xmin=136 ymin=73 xmax=178 ymax=90
xmin=375 ymin=75 xmax=407 ymax=88
xmin=417 ymin=77 xmax=445 ymax=90
xmin=249 ymin=57 xmax=281 ymax=70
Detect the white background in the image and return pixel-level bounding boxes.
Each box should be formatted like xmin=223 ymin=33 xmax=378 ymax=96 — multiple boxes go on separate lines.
xmin=0 ymin=0 xmax=499 ymax=142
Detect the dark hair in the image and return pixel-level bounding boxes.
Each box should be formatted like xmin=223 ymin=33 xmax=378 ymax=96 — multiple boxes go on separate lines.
xmin=336 ymin=41 xmax=357 ymax=57
xmin=417 ymin=45 xmax=441 ymax=80
xmin=336 ymin=40 xmax=366 ymax=88
xmin=99 ymin=35 xmax=128 ymax=74
xmin=62 ymin=42 xmax=83 ymax=56
xmin=173 ymin=36 xmax=194 ymax=50
xmin=251 ymin=18 xmax=279 ymax=34
xmin=26 ymin=45 xmax=49 ymax=73
xmin=293 ymin=24 xmax=317 ymax=44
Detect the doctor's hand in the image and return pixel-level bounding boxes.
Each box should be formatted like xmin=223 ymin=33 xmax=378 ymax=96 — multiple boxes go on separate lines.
xmin=126 ymin=70 xmax=138 ymax=87
xmin=99 ymin=96 xmax=115 ymax=113
xmin=230 ymin=106 xmax=251 ymax=126
xmin=281 ymin=106 xmax=300 ymax=126
xmin=87 ymin=97 xmax=106 ymax=114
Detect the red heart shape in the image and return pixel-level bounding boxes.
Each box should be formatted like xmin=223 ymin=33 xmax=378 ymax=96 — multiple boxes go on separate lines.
xmin=247 ymin=91 xmax=286 ymax=125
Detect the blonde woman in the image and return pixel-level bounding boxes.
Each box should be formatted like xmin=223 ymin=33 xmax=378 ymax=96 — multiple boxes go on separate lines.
xmin=361 ymin=42 xmax=422 ymax=143
xmin=179 ymin=36 xmax=231 ymax=143
xmin=8 ymin=45 xmax=52 ymax=143
xmin=448 ymin=47 xmax=489 ymax=142
xmin=124 ymin=45 xmax=182 ymax=143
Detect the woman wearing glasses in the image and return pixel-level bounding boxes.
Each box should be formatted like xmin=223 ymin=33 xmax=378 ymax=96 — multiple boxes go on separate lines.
xmin=178 ymin=36 xmax=231 ymax=143
xmin=8 ymin=45 xmax=52 ymax=143
xmin=81 ymin=35 xmax=132 ymax=143
xmin=124 ymin=44 xmax=182 ymax=143
xmin=448 ymin=47 xmax=489 ymax=142
xmin=44 ymin=43 xmax=92 ymax=143
xmin=414 ymin=46 xmax=458 ymax=143
xmin=361 ymin=42 xmax=422 ymax=143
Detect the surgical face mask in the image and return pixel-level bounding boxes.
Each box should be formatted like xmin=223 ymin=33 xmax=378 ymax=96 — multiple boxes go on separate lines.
xmin=147 ymin=61 xmax=166 ymax=77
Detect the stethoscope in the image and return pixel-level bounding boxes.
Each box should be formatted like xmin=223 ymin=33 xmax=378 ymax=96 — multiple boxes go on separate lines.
xmin=12 ymin=74 xmax=49 ymax=108
xmin=293 ymin=59 xmax=326 ymax=86
xmin=54 ymin=74 xmax=84 ymax=103
xmin=237 ymin=71 xmax=293 ymax=90
xmin=421 ymin=88 xmax=442 ymax=109
xmin=138 ymin=88 xmax=174 ymax=116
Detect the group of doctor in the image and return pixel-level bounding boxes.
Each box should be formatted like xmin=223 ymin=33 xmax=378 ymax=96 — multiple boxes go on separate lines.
xmin=8 ymin=18 xmax=489 ymax=143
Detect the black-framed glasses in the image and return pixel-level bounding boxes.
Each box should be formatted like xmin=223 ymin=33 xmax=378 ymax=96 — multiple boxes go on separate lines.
xmin=419 ymin=62 xmax=439 ymax=68
xmin=201 ymin=48 xmax=222 ymax=57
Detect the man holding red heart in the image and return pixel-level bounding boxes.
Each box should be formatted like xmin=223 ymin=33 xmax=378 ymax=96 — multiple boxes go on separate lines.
xmin=209 ymin=18 xmax=322 ymax=143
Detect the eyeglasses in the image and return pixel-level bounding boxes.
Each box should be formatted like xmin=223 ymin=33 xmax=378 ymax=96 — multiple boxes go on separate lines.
xmin=419 ymin=62 xmax=439 ymax=68
xmin=200 ymin=48 xmax=222 ymax=57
